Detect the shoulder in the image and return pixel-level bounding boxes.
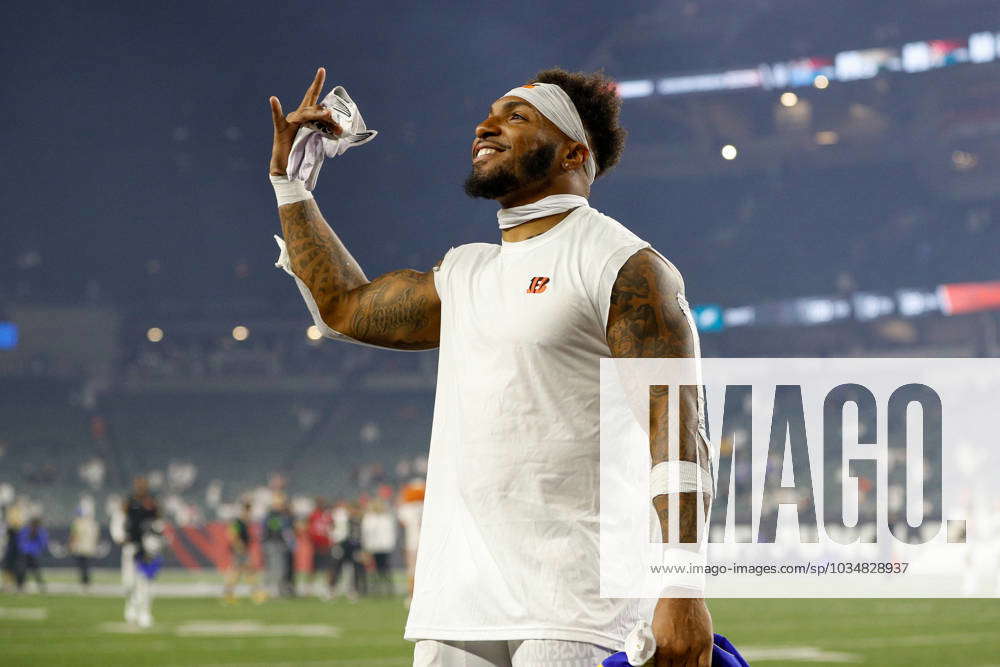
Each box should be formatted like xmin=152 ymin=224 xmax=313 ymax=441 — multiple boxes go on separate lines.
xmin=571 ymin=207 xmax=654 ymax=282
xmin=607 ymin=248 xmax=694 ymax=357
xmin=616 ymin=248 xmax=685 ymax=294
xmin=450 ymin=241 xmax=499 ymax=258
xmin=575 ymin=206 xmax=648 ymax=249
xmin=578 ymin=206 xmax=683 ymax=289
xmin=434 ymin=242 xmax=498 ymax=276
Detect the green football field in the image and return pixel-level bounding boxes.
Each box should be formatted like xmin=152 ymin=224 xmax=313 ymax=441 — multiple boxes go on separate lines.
xmin=1 ymin=587 xmax=999 ymax=665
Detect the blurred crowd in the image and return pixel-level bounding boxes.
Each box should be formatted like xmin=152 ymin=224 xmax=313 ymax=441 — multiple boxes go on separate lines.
xmin=223 ymin=477 xmax=426 ymax=604
xmin=1 ymin=492 xmax=98 ymax=593
xmin=0 ymin=464 xmax=426 ymax=605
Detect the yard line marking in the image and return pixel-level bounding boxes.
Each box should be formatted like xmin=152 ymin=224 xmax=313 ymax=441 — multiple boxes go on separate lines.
xmin=846 ymin=631 xmax=999 ymax=648
xmin=98 ymin=622 xmax=151 ymax=634
xmin=739 ymin=646 xmax=861 ymax=662
xmin=0 ymin=607 xmax=48 ymax=620
xmin=98 ymin=619 xmax=342 ymax=638
xmin=174 ymin=620 xmax=341 ymax=638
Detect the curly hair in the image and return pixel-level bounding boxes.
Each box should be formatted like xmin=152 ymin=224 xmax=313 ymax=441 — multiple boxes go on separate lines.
xmin=529 ymin=68 xmax=627 ymax=179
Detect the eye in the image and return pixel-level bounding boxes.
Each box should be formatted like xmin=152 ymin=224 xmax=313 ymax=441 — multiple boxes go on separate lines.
xmin=510 ymin=112 xmax=525 ymax=121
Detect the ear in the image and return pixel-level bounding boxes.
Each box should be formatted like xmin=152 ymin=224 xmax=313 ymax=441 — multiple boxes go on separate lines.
xmin=562 ymin=142 xmax=590 ymax=171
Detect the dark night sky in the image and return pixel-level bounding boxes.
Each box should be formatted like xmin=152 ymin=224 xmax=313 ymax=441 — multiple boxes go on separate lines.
xmin=4 ymin=1 xmax=999 ymax=311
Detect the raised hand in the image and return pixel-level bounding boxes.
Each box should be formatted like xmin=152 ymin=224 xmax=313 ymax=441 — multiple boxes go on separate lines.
xmin=268 ymin=67 xmax=343 ymax=175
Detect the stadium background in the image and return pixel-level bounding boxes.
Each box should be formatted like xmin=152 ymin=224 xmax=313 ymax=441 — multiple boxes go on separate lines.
xmin=2 ymin=0 xmax=1000 ymax=664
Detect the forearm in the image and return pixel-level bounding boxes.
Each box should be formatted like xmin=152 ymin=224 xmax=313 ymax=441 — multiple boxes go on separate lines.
xmin=607 ymin=249 xmax=711 ymax=543
xmin=650 ymin=386 xmax=710 ymax=543
xmin=275 ymin=196 xmax=441 ymax=349
xmin=650 ymin=392 xmax=714 ymax=663
xmin=653 ymin=495 xmax=704 ymax=544
xmin=278 ymin=198 xmax=369 ymax=326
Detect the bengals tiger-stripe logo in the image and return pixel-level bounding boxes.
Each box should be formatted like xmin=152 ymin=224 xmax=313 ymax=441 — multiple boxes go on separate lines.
xmin=526 ymin=277 xmax=550 ymax=294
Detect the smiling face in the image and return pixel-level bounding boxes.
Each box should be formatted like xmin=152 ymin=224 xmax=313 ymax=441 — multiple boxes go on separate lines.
xmin=463 ymin=96 xmax=567 ymax=204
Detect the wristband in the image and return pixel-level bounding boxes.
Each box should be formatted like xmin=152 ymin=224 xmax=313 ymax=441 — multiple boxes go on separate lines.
xmin=650 ymin=461 xmax=714 ymax=500
xmin=270 ymin=173 xmax=314 ymax=207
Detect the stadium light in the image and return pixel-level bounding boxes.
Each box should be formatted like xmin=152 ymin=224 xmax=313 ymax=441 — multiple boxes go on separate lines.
xmin=232 ymin=325 xmax=249 ymax=341
xmin=721 ymin=144 xmax=738 ymax=160
xmin=952 ymin=151 xmax=978 ymax=171
xmin=306 ymin=325 xmax=322 ymax=341
xmin=616 ymin=79 xmax=655 ymax=99
xmin=620 ymin=29 xmax=1000 ymax=102
xmin=780 ymin=92 xmax=798 ymax=107
xmin=815 ymin=130 xmax=839 ymax=145
xmin=146 ymin=327 xmax=164 ymax=343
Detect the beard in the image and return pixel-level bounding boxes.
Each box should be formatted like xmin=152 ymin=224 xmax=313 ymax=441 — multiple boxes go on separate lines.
xmin=463 ymin=142 xmax=557 ymax=200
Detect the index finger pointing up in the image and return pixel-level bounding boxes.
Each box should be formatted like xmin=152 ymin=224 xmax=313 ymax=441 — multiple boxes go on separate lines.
xmin=300 ymin=67 xmax=326 ymax=108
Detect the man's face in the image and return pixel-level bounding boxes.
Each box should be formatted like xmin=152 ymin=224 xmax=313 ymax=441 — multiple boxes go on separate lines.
xmin=464 ymin=96 xmax=561 ymax=200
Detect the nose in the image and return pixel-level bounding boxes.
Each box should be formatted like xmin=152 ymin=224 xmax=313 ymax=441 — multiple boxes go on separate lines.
xmin=475 ymin=114 xmax=501 ymax=141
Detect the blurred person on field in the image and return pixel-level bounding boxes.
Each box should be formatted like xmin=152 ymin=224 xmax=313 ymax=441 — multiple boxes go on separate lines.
xmin=224 ymin=501 xmax=264 ymax=603
xmin=330 ymin=501 xmax=365 ymax=601
xmin=329 ymin=499 xmax=349 ymax=590
xmin=361 ymin=498 xmax=397 ymax=596
xmin=1 ymin=499 xmax=25 ymax=592
xmin=121 ymin=476 xmax=163 ymax=628
xmin=69 ymin=501 xmax=100 ymax=590
xmin=287 ymin=512 xmax=304 ymax=597
xmin=306 ymin=497 xmax=334 ymax=599
xmin=261 ymin=493 xmax=294 ymax=598
xmin=16 ymin=517 xmax=48 ymax=593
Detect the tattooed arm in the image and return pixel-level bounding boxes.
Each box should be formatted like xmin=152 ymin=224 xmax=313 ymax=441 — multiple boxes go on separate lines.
xmin=277 ymin=201 xmax=440 ymax=350
xmin=269 ymin=68 xmax=440 ymax=350
xmin=606 ymin=248 xmax=713 ymax=667
xmin=606 ymin=248 xmax=709 ymax=539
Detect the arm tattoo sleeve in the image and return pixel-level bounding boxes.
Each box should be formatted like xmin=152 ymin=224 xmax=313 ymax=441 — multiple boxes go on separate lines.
xmin=278 ymin=199 xmax=440 ymax=349
xmin=607 ymin=249 xmax=710 ymax=543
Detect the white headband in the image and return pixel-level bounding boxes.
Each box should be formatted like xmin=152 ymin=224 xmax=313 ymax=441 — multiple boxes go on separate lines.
xmin=502 ymin=82 xmax=596 ymax=185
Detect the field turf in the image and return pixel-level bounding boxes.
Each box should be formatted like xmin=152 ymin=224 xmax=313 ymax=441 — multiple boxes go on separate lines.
xmin=1 ymin=588 xmax=999 ymax=665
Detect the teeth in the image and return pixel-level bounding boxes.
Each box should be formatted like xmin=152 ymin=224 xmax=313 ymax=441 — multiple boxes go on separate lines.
xmin=476 ymin=147 xmax=498 ymax=158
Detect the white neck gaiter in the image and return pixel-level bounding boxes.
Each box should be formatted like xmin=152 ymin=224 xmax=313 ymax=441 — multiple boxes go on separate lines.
xmin=496 ymin=194 xmax=589 ymax=230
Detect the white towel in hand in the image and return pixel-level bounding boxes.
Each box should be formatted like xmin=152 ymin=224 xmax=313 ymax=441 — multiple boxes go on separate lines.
xmin=286 ymin=85 xmax=377 ymax=190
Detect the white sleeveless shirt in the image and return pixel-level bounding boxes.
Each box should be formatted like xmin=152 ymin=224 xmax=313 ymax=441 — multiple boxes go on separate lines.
xmin=403 ymin=205 xmax=657 ymax=647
